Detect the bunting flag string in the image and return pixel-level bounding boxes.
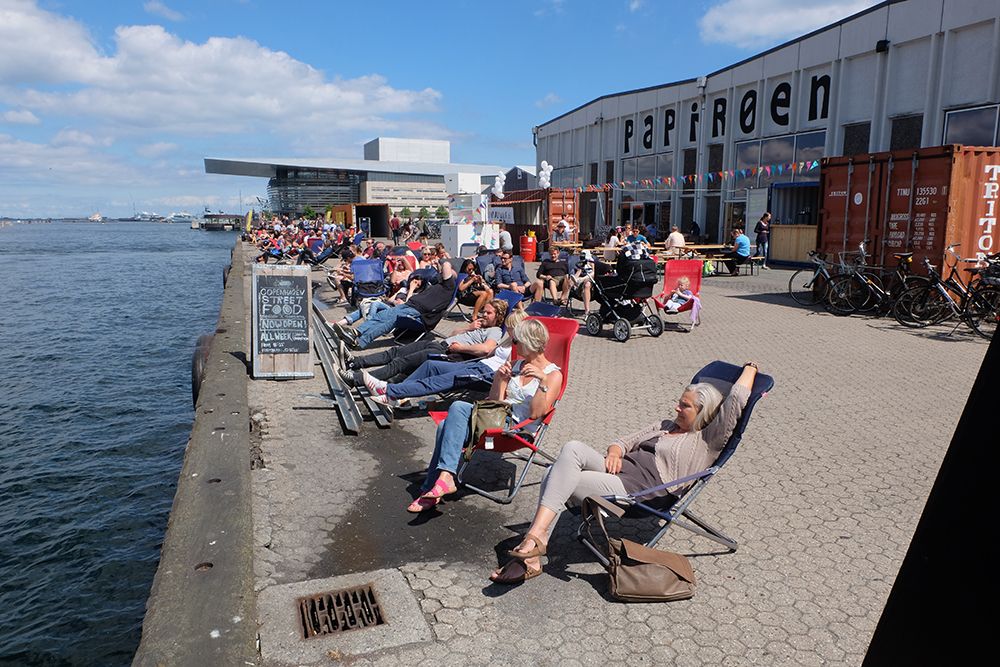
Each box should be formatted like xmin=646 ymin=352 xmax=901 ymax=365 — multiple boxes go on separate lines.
xmin=567 ymin=159 xmax=820 ymax=193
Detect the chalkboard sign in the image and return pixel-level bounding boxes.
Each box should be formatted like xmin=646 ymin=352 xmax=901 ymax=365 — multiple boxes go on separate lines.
xmin=251 ymin=264 xmax=313 ymax=378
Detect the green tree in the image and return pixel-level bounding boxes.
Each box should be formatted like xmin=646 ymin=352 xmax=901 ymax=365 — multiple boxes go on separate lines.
xmin=400 ymin=206 xmax=413 ymax=219
xmin=434 ymin=205 xmax=448 ymax=219
xmin=302 ymin=205 xmax=317 ymax=219
xmin=418 ymin=206 xmax=429 ymax=220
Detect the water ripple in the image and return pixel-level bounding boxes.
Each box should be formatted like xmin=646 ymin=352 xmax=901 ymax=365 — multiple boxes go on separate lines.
xmin=0 ymin=221 xmax=238 ymax=666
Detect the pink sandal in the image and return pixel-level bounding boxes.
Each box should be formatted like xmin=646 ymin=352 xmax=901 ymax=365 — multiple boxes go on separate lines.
xmin=406 ymin=477 xmax=457 ymax=513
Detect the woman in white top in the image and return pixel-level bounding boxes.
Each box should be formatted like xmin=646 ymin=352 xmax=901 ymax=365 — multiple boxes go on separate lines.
xmin=603 ymin=228 xmax=621 ymax=261
xmin=408 ymin=319 xmax=562 ymax=513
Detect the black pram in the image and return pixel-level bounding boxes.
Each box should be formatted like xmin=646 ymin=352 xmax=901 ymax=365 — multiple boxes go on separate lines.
xmin=585 ymin=256 xmax=663 ymax=342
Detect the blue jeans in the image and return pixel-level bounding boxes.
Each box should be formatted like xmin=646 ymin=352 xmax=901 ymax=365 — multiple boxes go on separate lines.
xmin=355 ymin=303 xmax=420 ymax=348
xmin=386 ymin=359 xmax=494 ymax=400
xmin=423 ymin=400 xmax=473 ymax=490
xmin=347 ymin=299 xmax=391 ymax=325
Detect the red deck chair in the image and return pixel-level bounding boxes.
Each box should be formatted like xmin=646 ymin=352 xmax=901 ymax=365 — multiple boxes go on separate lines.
xmin=650 ymin=259 xmax=702 ymax=331
xmin=429 ymin=316 xmax=577 ymax=504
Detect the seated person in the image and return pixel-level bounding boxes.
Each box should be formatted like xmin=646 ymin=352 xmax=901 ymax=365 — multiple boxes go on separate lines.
xmin=434 ymin=243 xmax=451 ymax=261
xmin=338 ymin=299 xmax=508 ymax=385
xmin=531 ymin=245 xmax=570 ymax=304
xmin=489 ymin=362 xmax=760 ymax=584
xmin=603 ymin=228 xmax=621 ymax=262
xmin=723 ymin=228 xmax=752 ymax=275
xmin=664 ymin=225 xmax=686 ymax=257
xmin=662 ymin=276 xmax=693 ymax=312
xmin=419 ymin=246 xmax=439 ymax=270
xmin=625 ymin=226 xmax=649 ymax=246
xmin=495 ymin=251 xmax=531 ymax=295
xmin=387 ymin=258 xmax=412 ymax=292
xmin=255 ymin=232 xmax=286 ymax=263
xmin=404 ymin=318 xmax=561 ymax=512
xmin=564 ymin=249 xmax=594 ymax=314
xmin=333 ymin=260 xmax=457 ymax=350
xmin=364 ymin=309 xmax=527 ymax=409
xmin=551 ymin=220 xmax=571 ymax=244
xmin=458 ymin=259 xmax=494 ymax=320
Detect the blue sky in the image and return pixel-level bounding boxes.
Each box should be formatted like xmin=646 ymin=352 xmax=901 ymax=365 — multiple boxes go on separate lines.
xmin=0 ymin=0 xmax=877 ymax=217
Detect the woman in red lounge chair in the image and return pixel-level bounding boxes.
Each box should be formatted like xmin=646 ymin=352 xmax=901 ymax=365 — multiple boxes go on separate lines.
xmin=408 ymin=318 xmax=562 ymax=513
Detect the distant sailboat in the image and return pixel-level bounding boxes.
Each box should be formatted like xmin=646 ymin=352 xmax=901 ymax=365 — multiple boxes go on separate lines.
xmin=88 ymin=213 xmax=104 ymax=223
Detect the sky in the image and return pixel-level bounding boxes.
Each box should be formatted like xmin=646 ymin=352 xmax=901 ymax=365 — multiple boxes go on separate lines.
xmin=0 ymin=0 xmax=879 ymax=218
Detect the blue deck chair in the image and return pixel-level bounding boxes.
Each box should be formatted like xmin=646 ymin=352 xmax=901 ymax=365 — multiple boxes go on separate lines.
xmin=350 ymin=258 xmax=387 ymax=306
xmin=524 ymin=301 xmax=561 ymax=317
xmin=578 ymin=360 xmax=774 ymax=562
xmin=496 ymin=289 xmax=525 ymax=313
xmin=476 ymin=253 xmax=501 ymax=288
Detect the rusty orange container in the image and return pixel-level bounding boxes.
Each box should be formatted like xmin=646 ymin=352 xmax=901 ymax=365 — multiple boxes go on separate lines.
xmin=546 ymin=188 xmax=579 ymax=240
xmin=819 ymin=145 xmax=1000 ymax=268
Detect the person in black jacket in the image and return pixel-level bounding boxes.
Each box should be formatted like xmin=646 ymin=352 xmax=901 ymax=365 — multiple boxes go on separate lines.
xmin=531 ymin=245 xmax=570 ymax=304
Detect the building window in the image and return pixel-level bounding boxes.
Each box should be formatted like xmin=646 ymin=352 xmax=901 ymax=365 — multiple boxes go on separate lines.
xmin=637 ymin=155 xmax=655 ymax=202
xmin=656 ymin=153 xmax=674 ymax=201
xmin=758 ymin=136 xmax=794 ymax=188
xmin=944 ymin=105 xmax=1000 ymax=146
xmin=890 ymin=115 xmax=923 ymax=150
xmin=733 ymin=141 xmax=760 ymax=194
xmin=843 ymin=122 xmax=871 ymax=156
xmin=589 ymin=162 xmax=599 ymax=185
xmin=682 ymin=148 xmax=697 ymax=193
xmin=605 ymin=160 xmax=615 ymax=185
xmin=707 ymin=144 xmax=724 ymax=192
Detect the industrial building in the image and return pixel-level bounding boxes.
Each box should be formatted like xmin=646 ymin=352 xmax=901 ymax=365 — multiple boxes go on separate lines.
xmin=534 ymin=0 xmax=1000 ymax=243
xmin=205 ymin=138 xmax=512 ymax=216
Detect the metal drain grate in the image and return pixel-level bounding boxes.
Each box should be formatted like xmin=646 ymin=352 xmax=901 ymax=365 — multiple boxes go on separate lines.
xmin=297 ymin=584 xmax=386 ymax=639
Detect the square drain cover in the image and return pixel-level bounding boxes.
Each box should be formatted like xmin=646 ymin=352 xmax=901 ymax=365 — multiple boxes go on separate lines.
xmin=297 ymin=584 xmax=385 ymax=638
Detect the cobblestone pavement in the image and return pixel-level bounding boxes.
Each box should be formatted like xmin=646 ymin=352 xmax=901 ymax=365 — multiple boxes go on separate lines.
xmin=249 ymin=263 xmax=988 ymax=666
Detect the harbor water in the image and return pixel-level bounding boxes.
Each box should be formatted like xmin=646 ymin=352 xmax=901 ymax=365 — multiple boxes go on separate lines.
xmin=0 ymin=222 xmax=240 ymax=666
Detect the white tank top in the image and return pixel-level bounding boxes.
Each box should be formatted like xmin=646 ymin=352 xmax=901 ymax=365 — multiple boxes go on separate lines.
xmin=506 ymin=360 xmax=560 ymax=426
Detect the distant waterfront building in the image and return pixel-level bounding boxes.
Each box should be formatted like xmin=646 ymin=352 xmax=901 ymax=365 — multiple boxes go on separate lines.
xmin=534 ymin=0 xmax=1000 ymax=242
xmin=205 ymin=138 xmax=512 ymax=216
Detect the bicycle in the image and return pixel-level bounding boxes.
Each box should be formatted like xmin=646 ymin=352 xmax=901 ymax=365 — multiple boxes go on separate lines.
xmin=787 ymin=250 xmax=839 ymax=306
xmin=825 ymin=242 xmax=928 ymax=317
xmin=892 ymin=244 xmax=1000 ymax=340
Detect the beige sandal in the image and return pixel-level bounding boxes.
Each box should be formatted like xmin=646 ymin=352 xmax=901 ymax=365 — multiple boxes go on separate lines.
xmin=489 ymin=560 xmax=542 ymax=585
xmin=506 ymin=533 xmax=547 ymax=560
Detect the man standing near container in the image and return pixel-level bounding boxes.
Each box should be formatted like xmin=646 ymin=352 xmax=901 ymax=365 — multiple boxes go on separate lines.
xmin=498 ymin=222 xmax=513 ymax=253
xmin=389 ymin=212 xmax=401 ymax=246
xmin=754 ymin=212 xmax=771 ymax=269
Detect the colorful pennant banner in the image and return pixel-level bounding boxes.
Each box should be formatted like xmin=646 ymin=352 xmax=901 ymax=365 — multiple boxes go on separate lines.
xmin=572 ymin=159 xmax=821 ymax=193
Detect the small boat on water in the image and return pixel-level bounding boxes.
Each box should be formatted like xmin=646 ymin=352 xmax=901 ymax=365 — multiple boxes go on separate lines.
xmin=166 ymin=211 xmax=197 ymax=224
xmin=88 ymin=213 xmax=104 ymax=223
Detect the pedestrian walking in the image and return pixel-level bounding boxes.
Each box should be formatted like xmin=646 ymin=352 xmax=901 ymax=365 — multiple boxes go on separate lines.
xmin=754 ymin=212 xmax=771 ymax=269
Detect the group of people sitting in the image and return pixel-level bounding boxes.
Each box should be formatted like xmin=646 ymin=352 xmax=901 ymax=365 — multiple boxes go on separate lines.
xmin=285 ymin=227 xmax=764 ymax=587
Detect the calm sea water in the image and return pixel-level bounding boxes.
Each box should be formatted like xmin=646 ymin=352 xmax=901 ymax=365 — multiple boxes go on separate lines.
xmin=0 ymin=221 xmax=240 ymax=666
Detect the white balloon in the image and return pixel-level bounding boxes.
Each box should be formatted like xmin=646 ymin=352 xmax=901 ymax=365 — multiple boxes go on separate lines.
xmin=540 ymin=160 xmax=549 ymax=169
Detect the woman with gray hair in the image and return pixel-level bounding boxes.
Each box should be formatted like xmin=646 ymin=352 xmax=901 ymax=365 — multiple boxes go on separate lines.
xmin=407 ymin=318 xmax=562 ymax=513
xmin=490 ymin=362 xmax=760 ymax=584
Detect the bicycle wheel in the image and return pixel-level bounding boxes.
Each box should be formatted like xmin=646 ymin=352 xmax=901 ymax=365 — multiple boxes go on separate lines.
xmin=965 ymin=285 xmax=1000 ymax=340
xmin=855 ymin=272 xmax=884 ymax=313
xmin=825 ymin=274 xmax=861 ymax=316
xmin=788 ymin=269 xmax=828 ymax=306
xmin=893 ymin=283 xmax=950 ymax=328
xmin=877 ymin=274 xmax=931 ymax=319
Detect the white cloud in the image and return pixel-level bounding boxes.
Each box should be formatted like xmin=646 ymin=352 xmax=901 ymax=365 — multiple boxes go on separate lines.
xmin=144 ymin=1 xmax=183 ymax=22
xmin=51 ymin=128 xmax=113 ymax=147
xmin=0 ymin=3 xmax=446 ymax=149
xmin=137 ymin=141 xmax=178 ymax=157
xmin=534 ymin=92 xmax=562 ymax=109
xmin=2 ymin=109 xmax=40 ymax=124
xmin=699 ymin=0 xmax=879 ymax=49
xmin=628 ymin=0 xmax=643 ymax=12
xmin=534 ymin=0 xmax=566 ymax=17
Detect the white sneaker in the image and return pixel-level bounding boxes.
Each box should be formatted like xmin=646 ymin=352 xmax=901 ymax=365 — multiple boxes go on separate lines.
xmin=369 ymin=392 xmax=399 ymax=408
xmin=362 ymin=370 xmax=388 ymax=396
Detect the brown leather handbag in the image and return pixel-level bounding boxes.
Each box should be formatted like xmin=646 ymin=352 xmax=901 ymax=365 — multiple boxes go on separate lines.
xmin=584 ymin=495 xmax=696 ymax=602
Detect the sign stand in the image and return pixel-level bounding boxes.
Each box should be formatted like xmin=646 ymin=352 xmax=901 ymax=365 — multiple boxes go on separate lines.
xmin=251 ymin=264 xmax=313 ymax=379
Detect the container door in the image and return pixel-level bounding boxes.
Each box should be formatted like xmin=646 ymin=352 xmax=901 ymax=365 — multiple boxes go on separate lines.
xmin=945 ymin=147 xmax=1000 ymax=265
xmin=819 ymin=159 xmax=884 ymax=262
xmin=879 ymin=152 xmax=950 ymax=268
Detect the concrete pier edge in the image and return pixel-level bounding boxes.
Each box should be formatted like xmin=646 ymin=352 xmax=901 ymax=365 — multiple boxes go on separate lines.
xmin=133 ymin=241 xmax=256 ymax=666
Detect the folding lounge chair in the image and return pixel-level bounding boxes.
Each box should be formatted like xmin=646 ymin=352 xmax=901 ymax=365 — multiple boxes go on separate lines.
xmin=650 ymin=259 xmax=703 ymax=331
xmin=495 ymin=289 xmax=525 ymax=313
xmin=524 ymin=301 xmax=562 ymax=317
xmin=349 ymin=258 xmax=387 ymax=308
xmin=428 ymin=316 xmax=578 ymax=503
xmin=577 ymin=360 xmax=774 ymax=562
xmin=393 ymin=272 xmax=460 ymax=343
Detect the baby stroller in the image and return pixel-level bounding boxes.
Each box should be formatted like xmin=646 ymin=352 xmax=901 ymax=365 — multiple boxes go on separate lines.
xmin=585 ymin=254 xmax=663 ymax=342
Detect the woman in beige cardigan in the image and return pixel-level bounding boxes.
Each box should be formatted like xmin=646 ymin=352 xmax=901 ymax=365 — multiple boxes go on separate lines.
xmin=490 ymin=362 xmax=760 ymax=584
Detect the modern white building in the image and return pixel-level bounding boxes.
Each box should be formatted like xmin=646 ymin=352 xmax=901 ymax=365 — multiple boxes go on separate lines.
xmin=205 ymin=138 xmax=507 ymax=215
xmin=534 ymin=0 xmax=1000 ymax=242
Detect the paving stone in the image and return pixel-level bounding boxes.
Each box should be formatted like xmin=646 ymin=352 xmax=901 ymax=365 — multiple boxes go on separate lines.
xmin=248 ymin=263 xmax=987 ymax=665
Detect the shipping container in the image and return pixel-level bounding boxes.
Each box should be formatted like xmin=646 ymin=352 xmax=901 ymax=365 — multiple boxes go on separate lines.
xmin=819 ymin=145 xmax=1000 ymax=269
xmin=488 ymin=188 xmax=580 ymax=252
